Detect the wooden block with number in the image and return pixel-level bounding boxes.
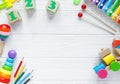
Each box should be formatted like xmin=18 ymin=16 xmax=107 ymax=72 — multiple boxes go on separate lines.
xmin=46 ymin=0 xmax=60 ymax=13
xmin=24 ymin=0 xmax=35 ymax=10
xmin=6 ymin=10 xmax=22 ymax=24
xmin=100 ymin=48 xmax=111 ymax=58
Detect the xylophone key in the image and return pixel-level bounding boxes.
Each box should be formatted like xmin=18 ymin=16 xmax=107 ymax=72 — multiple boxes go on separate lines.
xmin=102 ymin=0 xmax=115 ymax=13
xmin=107 ymin=0 xmax=120 ymax=16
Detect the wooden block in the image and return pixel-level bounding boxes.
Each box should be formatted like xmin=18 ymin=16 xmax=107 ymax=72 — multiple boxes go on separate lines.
xmin=116 ymin=57 xmax=120 ymax=61
xmin=105 ymin=66 xmax=110 ymax=71
xmin=102 ymin=53 xmax=115 ymax=65
xmin=46 ymin=0 xmax=60 ymax=14
xmin=114 ymin=48 xmax=120 ymax=56
xmin=6 ymin=10 xmax=22 ymax=24
xmin=100 ymin=48 xmax=111 ymax=58
xmin=24 ymin=0 xmax=35 ymax=10
xmin=112 ymin=39 xmax=120 ymax=48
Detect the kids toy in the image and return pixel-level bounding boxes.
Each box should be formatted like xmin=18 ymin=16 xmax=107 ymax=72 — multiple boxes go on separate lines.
xmin=24 ymin=0 xmax=35 ymax=10
xmin=0 ymin=24 xmax=11 ymax=56
xmin=46 ymin=0 xmax=60 ymax=14
xmin=89 ymin=0 xmax=120 ymax=24
xmin=112 ymin=39 xmax=120 ymax=56
xmin=0 ymin=50 xmax=17 ymax=83
xmin=93 ymin=48 xmax=120 ymax=79
xmin=116 ymin=15 xmax=120 ymax=24
xmin=73 ymin=0 xmax=81 ymax=5
xmin=6 ymin=10 xmax=22 ymax=24
xmin=112 ymin=5 xmax=120 ymax=20
xmin=0 ymin=0 xmax=20 ymax=10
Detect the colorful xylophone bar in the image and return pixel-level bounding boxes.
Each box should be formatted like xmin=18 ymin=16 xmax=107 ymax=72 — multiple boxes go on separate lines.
xmin=91 ymin=0 xmax=120 ymax=24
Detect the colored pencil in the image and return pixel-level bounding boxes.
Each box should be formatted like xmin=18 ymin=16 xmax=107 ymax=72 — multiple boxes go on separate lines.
xmin=14 ymin=57 xmax=24 ymax=77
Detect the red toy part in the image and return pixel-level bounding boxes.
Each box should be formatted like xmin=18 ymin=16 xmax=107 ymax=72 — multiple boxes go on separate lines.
xmin=112 ymin=39 xmax=120 ymax=48
xmin=0 ymin=77 xmax=10 ymax=83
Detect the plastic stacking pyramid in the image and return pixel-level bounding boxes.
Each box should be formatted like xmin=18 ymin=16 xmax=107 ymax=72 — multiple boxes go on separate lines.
xmin=93 ymin=39 xmax=120 ymax=79
xmin=0 ymin=50 xmax=17 ymax=83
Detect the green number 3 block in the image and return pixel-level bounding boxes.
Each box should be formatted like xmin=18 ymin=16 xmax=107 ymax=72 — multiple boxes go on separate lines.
xmin=48 ymin=1 xmax=56 ymax=10
xmin=47 ymin=0 xmax=59 ymax=13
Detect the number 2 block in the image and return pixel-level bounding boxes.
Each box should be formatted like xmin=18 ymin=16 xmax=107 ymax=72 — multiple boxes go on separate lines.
xmin=6 ymin=10 xmax=22 ymax=24
xmin=47 ymin=0 xmax=60 ymax=13
xmin=24 ymin=0 xmax=35 ymax=10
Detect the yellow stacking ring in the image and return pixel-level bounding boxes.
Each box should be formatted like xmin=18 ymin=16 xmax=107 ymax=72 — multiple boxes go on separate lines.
xmin=0 ymin=68 xmax=12 ymax=76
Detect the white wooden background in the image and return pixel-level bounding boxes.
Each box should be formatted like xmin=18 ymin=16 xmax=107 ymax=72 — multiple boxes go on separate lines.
xmin=0 ymin=0 xmax=120 ymax=84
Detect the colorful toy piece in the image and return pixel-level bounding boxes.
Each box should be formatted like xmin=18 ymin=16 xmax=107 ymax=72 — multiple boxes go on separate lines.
xmin=0 ymin=0 xmax=20 ymax=10
xmin=97 ymin=0 xmax=107 ymax=9
xmin=93 ymin=62 xmax=106 ymax=73
xmin=73 ymin=0 xmax=81 ymax=5
xmin=46 ymin=0 xmax=60 ymax=14
xmin=110 ymin=61 xmax=120 ymax=71
xmin=100 ymin=48 xmax=111 ymax=58
xmin=112 ymin=5 xmax=120 ymax=20
xmin=102 ymin=0 xmax=115 ymax=13
xmin=98 ymin=69 xmax=108 ymax=79
xmin=102 ymin=53 xmax=115 ymax=65
xmin=112 ymin=39 xmax=120 ymax=56
xmin=0 ymin=24 xmax=11 ymax=56
xmin=116 ymin=15 xmax=120 ymax=24
xmin=93 ymin=0 xmax=100 ymax=5
xmin=0 ymin=50 xmax=16 ymax=83
xmin=107 ymin=0 xmax=120 ymax=17
xmin=24 ymin=0 xmax=35 ymax=10
xmin=6 ymin=10 xmax=22 ymax=24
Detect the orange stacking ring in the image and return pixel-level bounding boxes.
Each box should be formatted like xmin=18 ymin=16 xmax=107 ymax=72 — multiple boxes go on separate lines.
xmin=0 ymin=72 xmax=11 ymax=79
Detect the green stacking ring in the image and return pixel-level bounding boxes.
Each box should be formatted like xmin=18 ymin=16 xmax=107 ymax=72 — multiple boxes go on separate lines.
xmin=110 ymin=61 xmax=120 ymax=71
xmin=0 ymin=35 xmax=8 ymax=39
xmin=2 ymin=65 xmax=12 ymax=71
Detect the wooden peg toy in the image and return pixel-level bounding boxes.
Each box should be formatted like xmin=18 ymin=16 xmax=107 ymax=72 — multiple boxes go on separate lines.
xmin=105 ymin=65 xmax=110 ymax=71
xmin=97 ymin=69 xmax=108 ymax=79
xmin=102 ymin=53 xmax=115 ymax=65
xmin=46 ymin=0 xmax=60 ymax=14
xmin=6 ymin=10 xmax=22 ymax=24
xmin=24 ymin=0 xmax=35 ymax=10
xmin=100 ymin=48 xmax=111 ymax=58
xmin=110 ymin=61 xmax=120 ymax=71
xmin=114 ymin=48 xmax=120 ymax=56
xmin=112 ymin=39 xmax=120 ymax=48
xmin=93 ymin=62 xmax=106 ymax=73
xmin=116 ymin=57 xmax=120 ymax=61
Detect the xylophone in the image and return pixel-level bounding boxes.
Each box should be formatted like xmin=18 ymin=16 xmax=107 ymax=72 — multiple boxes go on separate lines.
xmin=91 ymin=0 xmax=120 ymax=24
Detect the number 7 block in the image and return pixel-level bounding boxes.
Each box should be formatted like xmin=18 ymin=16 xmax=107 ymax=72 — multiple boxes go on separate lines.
xmin=6 ymin=10 xmax=22 ymax=24
xmin=24 ymin=0 xmax=35 ymax=10
xmin=46 ymin=0 xmax=60 ymax=14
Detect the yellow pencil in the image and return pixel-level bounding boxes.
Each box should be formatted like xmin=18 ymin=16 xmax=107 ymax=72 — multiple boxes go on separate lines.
xmin=14 ymin=64 xmax=25 ymax=81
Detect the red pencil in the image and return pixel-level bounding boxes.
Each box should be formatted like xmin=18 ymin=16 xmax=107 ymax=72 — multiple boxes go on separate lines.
xmin=14 ymin=57 xmax=24 ymax=77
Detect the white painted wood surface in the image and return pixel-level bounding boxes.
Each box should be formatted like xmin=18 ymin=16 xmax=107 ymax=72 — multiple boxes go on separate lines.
xmin=0 ymin=0 xmax=120 ymax=84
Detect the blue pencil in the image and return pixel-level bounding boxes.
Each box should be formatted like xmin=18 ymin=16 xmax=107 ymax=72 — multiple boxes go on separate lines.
xmin=17 ymin=70 xmax=33 ymax=84
xmin=14 ymin=69 xmax=27 ymax=84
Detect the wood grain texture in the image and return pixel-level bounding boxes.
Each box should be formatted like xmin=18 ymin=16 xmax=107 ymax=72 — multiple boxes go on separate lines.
xmin=0 ymin=0 xmax=120 ymax=84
